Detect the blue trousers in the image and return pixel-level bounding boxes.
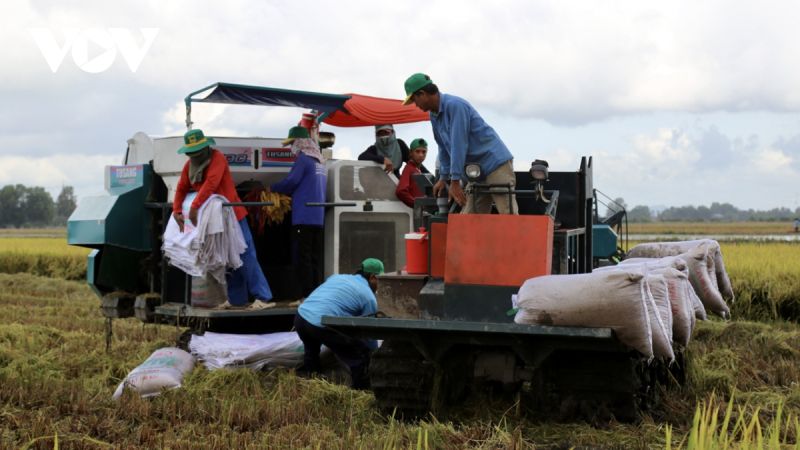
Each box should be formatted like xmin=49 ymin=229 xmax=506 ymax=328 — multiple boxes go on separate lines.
xmin=226 ymin=218 xmax=272 ymax=305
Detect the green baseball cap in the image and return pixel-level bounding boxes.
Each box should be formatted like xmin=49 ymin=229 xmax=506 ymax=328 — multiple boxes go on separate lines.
xmin=410 ymin=138 xmax=428 ymax=151
xmin=282 ymin=126 xmax=310 ymax=146
xmin=360 ymin=258 xmax=384 ymax=275
xmin=403 ymin=73 xmax=433 ymax=105
xmin=178 ymin=129 xmax=216 ymax=154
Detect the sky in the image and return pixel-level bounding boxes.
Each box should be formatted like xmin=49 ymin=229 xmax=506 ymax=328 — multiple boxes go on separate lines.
xmin=2 ymin=0 xmax=800 ymax=211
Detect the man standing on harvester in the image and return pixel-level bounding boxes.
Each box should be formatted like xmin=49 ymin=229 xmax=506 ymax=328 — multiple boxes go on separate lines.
xmin=172 ymin=129 xmax=274 ymax=310
xmin=403 ymin=73 xmax=518 ymax=214
xmin=293 ymin=258 xmax=384 ymax=389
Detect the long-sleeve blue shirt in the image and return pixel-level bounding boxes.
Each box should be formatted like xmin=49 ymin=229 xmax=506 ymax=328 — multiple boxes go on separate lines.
xmin=297 ymin=274 xmax=378 ymax=327
xmin=431 ymin=93 xmax=513 ymax=181
xmin=270 ymin=152 xmax=327 ymax=226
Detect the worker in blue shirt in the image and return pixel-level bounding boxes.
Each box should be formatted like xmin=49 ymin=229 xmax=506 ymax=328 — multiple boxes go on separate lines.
xmin=271 ymin=126 xmax=327 ymax=300
xmin=403 ymin=73 xmax=518 ymax=214
xmin=293 ymin=258 xmax=383 ymax=389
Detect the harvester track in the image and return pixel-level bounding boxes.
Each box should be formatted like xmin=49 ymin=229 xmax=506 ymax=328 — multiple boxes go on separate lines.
xmin=368 ymin=340 xmax=435 ymax=419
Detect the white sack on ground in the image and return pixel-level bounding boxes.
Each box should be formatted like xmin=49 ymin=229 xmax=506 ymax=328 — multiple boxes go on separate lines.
xmin=627 ymin=239 xmax=734 ymax=302
xmin=188 ymin=331 xmax=332 ymax=370
xmin=113 ymin=347 xmax=195 ymax=399
xmin=514 ymin=270 xmax=655 ymax=358
xmin=644 ymin=274 xmax=675 ymax=360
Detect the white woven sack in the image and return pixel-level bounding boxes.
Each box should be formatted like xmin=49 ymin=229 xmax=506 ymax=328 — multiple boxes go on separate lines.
xmin=650 ymin=268 xmax=694 ymax=347
xmin=515 ymin=270 xmax=654 ymax=358
xmin=113 ymin=347 xmax=195 ymax=399
xmin=622 ymin=248 xmax=727 ymax=318
xmin=644 ymin=274 xmax=675 ymax=361
xmin=627 ymin=239 xmax=733 ymax=301
xmin=189 ymin=331 xmax=319 ymax=370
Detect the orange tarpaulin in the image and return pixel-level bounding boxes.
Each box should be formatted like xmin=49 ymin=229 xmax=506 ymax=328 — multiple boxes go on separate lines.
xmin=322 ymin=93 xmax=430 ymax=127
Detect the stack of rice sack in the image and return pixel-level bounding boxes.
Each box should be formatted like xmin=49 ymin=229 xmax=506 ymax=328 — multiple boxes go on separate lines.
xmin=513 ymin=240 xmax=732 ymax=360
xmin=625 ymin=239 xmax=733 ymax=318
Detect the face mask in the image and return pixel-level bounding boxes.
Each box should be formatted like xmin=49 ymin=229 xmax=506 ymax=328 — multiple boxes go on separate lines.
xmin=379 ymin=136 xmax=391 ymax=146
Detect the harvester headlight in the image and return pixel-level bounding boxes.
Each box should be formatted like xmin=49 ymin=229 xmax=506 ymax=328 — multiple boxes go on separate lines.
xmin=465 ymin=164 xmax=481 ymax=181
xmin=530 ymin=159 xmax=549 ymax=181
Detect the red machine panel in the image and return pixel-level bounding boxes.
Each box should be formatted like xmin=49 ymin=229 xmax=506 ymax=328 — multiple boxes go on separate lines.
xmin=429 ymin=221 xmax=448 ymax=278
xmin=444 ymin=214 xmax=553 ymax=287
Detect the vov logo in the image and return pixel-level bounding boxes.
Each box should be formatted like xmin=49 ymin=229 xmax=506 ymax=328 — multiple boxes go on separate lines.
xmin=30 ymin=28 xmax=159 ymax=73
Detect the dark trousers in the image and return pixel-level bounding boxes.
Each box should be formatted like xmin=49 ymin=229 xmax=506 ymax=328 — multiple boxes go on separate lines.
xmin=294 ymin=225 xmax=324 ymax=298
xmin=294 ymin=314 xmax=371 ymax=389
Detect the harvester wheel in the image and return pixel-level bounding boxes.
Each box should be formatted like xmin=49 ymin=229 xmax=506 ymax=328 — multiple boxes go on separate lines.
xmin=369 ymin=340 xmax=435 ymax=419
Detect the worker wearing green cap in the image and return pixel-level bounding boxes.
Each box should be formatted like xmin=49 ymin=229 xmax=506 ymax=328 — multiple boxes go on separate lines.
xmin=172 ymin=128 xmax=274 ymax=310
xmin=271 ymin=125 xmax=327 ymax=300
xmin=403 ymin=73 xmax=518 ymax=214
xmin=293 ymin=257 xmax=384 ymax=389
xmin=395 ymin=138 xmax=429 ymax=208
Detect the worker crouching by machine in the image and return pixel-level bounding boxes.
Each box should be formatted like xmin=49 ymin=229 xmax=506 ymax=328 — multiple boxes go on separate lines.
xmin=294 ymin=258 xmax=384 ymax=389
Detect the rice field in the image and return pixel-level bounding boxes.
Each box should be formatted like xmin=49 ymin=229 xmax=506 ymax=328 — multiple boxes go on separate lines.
xmin=1 ymin=273 xmax=799 ymax=448
xmin=0 ymin=237 xmax=89 ymax=281
xmin=629 ymin=221 xmax=797 ymax=235
xmin=0 ymin=227 xmax=66 ymax=238
xmin=721 ymin=241 xmax=800 ymax=322
xmin=0 ymin=224 xmax=799 ymax=448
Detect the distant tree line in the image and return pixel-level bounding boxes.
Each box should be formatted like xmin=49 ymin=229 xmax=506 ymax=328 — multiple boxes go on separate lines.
xmin=0 ymin=184 xmax=76 ymax=227
xmin=621 ymin=201 xmax=800 ymax=223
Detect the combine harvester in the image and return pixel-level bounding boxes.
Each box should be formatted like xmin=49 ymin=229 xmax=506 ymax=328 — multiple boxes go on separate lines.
xmin=68 ymin=82 xmax=680 ymax=421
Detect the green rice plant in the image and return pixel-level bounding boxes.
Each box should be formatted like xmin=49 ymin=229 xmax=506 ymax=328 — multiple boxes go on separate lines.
xmin=0 ymin=252 xmax=87 ymax=280
xmin=668 ymin=393 xmax=800 ymax=449
xmin=628 ymin=241 xmax=800 ymax=322
xmin=721 ymin=242 xmax=800 ymax=322
xmin=0 ymin=237 xmax=90 ymax=280
xmin=0 ymin=237 xmax=88 ymax=256
xmin=0 ymin=237 xmax=89 ymax=280
xmin=0 ymin=228 xmax=66 ymax=238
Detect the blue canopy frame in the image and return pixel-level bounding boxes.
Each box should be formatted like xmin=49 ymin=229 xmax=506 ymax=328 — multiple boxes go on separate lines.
xmin=184 ymin=82 xmax=352 ymax=129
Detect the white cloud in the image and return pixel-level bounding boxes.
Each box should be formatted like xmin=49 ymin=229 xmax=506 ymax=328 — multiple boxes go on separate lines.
xmin=0 ymin=153 xmax=119 ymax=199
xmin=7 ymin=1 xmax=800 ymax=123
xmin=161 ymin=100 xmax=312 ymax=139
xmin=2 ymin=1 xmax=800 ymax=209
xmin=603 ymin=128 xmax=700 ymax=183
xmin=750 ymin=147 xmax=793 ymax=174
